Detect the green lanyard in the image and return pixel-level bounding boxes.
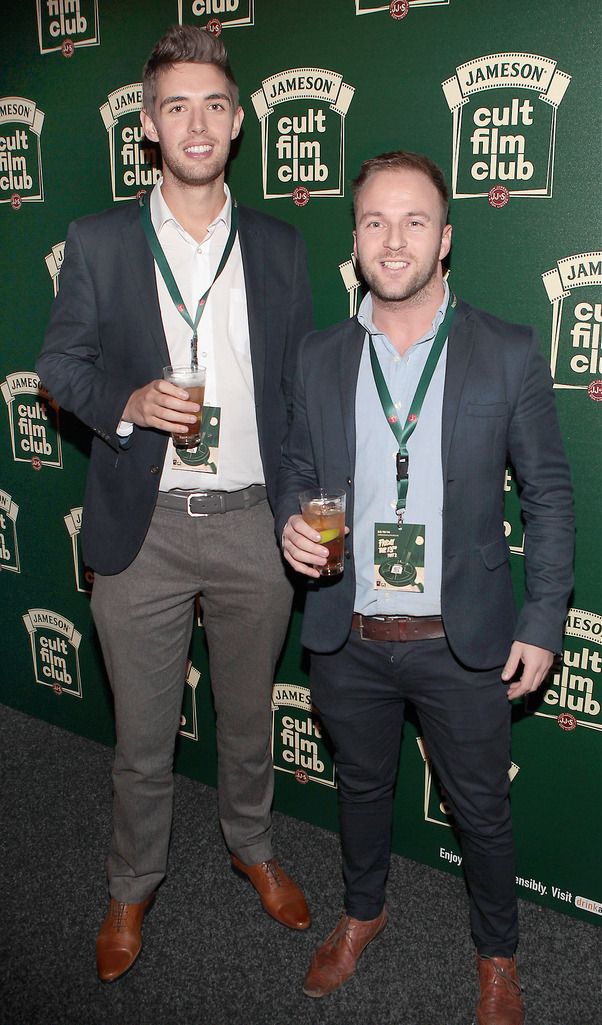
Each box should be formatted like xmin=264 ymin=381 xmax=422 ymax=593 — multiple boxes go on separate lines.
xmin=368 ymin=294 xmax=457 ymax=525
xmin=139 ymin=191 xmax=239 ymax=369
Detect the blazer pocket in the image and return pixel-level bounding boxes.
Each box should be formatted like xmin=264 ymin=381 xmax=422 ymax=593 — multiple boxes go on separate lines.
xmin=480 ymin=538 xmax=510 ymax=570
xmin=465 ymin=402 xmax=509 ymax=417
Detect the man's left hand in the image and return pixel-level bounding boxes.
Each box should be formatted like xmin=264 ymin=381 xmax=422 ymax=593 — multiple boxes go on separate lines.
xmin=501 ymin=641 xmax=554 ymax=700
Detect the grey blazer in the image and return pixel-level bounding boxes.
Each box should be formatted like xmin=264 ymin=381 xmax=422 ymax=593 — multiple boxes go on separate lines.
xmin=38 ymin=200 xmax=313 ymax=575
xmin=276 ymin=300 xmax=574 ymax=670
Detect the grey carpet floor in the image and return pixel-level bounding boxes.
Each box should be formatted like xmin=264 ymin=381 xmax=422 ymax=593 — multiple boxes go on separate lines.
xmin=0 ymin=704 xmax=600 ymax=1025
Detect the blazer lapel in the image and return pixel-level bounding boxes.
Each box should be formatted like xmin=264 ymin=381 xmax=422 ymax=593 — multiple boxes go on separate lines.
xmin=238 ymin=206 xmax=266 ymax=410
xmin=340 ymin=318 xmax=366 ymax=474
xmin=121 ymin=210 xmax=170 ymax=368
xmin=441 ymin=301 xmax=475 ymax=479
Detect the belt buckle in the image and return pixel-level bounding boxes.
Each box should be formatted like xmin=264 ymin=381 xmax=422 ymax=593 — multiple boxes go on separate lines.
xmin=186 ymin=492 xmax=209 ymax=517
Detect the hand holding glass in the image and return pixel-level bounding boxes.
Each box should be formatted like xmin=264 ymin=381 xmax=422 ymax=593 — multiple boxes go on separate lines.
xmin=299 ymin=489 xmax=346 ymax=576
xmin=162 ymin=364 xmax=206 ymax=447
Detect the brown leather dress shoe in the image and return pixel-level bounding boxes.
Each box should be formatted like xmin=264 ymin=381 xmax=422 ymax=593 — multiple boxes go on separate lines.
xmin=95 ymin=894 xmax=155 ymax=982
xmin=476 ymin=954 xmax=525 ymax=1025
xmin=231 ymin=855 xmax=310 ymax=930
xmin=303 ymin=909 xmax=388 ymax=998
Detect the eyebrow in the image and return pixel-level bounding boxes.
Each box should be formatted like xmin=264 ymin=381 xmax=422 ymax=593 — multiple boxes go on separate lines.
xmin=360 ymin=209 xmax=433 ymax=221
xmin=159 ymin=92 xmax=232 ymax=110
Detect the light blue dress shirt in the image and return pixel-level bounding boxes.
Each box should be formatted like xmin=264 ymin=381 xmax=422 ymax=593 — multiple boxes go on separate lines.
xmin=353 ymin=282 xmax=450 ymax=616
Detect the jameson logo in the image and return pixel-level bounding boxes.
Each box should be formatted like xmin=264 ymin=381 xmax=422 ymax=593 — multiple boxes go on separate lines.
xmin=340 ymin=255 xmax=360 ymax=317
xmin=503 ymin=468 xmax=524 ymax=556
xmin=0 ymin=97 xmax=45 ymax=204
xmin=271 ymin=684 xmax=336 ymax=787
xmin=529 ymin=610 xmax=602 ymax=733
xmin=542 ymin=253 xmax=602 ymax=390
xmin=36 ymin=0 xmax=100 ymax=55
xmin=178 ymin=0 xmax=254 ymax=28
xmin=355 ymin=0 xmax=448 ymax=13
xmin=45 ymin=241 xmax=65 ymax=296
xmin=64 ymin=507 xmax=93 ymax=593
xmin=417 ymin=737 xmax=519 ymax=827
xmin=179 ymin=662 xmax=200 ymax=741
xmin=252 ymin=69 xmax=354 ymax=200
xmin=1 ymin=372 xmax=62 ymax=468
xmin=100 ymin=84 xmax=161 ymax=201
xmin=442 ymin=53 xmax=571 ymax=199
xmin=23 ymin=608 xmax=82 ymax=698
xmin=0 ymin=489 xmax=20 ymax=574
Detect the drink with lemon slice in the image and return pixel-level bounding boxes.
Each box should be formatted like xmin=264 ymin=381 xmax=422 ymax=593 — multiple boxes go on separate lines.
xmin=299 ymin=488 xmax=346 ymax=576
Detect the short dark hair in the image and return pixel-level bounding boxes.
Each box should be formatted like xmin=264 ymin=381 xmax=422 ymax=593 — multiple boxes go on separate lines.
xmin=352 ymin=151 xmax=449 ymax=224
xmin=142 ymin=24 xmax=239 ymax=113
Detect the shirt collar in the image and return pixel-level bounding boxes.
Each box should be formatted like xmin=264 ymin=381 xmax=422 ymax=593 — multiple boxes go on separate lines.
xmin=357 ymin=279 xmax=450 ymax=349
xmin=149 ymin=179 xmax=231 ymax=243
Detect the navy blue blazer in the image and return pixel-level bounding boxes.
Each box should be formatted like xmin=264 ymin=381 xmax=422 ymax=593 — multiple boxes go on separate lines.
xmin=276 ymin=301 xmax=574 ymax=670
xmin=38 ymin=200 xmax=313 ymax=574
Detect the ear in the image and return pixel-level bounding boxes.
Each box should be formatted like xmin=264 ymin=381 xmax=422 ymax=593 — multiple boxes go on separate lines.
xmin=231 ymin=105 xmax=244 ymax=141
xmin=439 ymin=223 xmax=452 ymax=261
xmin=140 ymin=108 xmax=159 ymax=143
xmin=352 ymin=229 xmax=358 ymax=260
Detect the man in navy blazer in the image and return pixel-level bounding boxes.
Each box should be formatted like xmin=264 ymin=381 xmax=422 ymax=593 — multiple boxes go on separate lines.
xmin=38 ymin=25 xmax=312 ymax=982
xmin=277 ymin=151 xmax=574 ymax=1024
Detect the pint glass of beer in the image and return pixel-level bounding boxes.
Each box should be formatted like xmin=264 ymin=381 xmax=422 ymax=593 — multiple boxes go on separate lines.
xmin=299 ymin=488 xmax=346 ymax=576
xmin=162 ymin=364 xmax=206 ymax=447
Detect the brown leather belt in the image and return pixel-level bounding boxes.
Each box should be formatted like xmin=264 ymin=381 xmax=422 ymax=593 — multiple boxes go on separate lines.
xmin=352 ymin=613 xmax=445 ymax=642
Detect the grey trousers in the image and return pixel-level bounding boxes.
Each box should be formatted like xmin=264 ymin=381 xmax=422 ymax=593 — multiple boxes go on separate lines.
xmin=91 ymin=497 xmax=293 ymax=903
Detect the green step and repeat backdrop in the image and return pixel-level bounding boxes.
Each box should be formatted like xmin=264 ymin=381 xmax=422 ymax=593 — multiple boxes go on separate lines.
xmin=1 ymin=0 xmax=600 ymax=925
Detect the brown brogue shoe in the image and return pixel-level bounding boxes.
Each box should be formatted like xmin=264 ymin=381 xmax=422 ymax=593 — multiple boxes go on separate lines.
xmin=303 ymin=909 xmax=388 ymax=998
xmin=231 ymin=855 xmax=310 ymax=930
xmin=476 ymin=954 xmax=525 ymax=1025
xmin=95 ymin=894 xmax=155 ymax=982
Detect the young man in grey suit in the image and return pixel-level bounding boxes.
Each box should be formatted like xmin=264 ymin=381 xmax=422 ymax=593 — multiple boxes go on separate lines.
xmin=38 ymin=25 xmax=312 ymax=982
xmin=277 ymin=151 xmax=574 ymax=1024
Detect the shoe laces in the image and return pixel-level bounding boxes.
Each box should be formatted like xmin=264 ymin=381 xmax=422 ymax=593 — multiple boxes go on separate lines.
xmin=485 ymin=958 xmax=523 ymax=997
xmin=261 ymin=860 xmax=283 ymax=887
xmin=110 ymin=902 xmax=130 ymax=932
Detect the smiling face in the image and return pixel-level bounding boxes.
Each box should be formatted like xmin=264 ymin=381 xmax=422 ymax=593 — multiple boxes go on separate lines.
xmin=140 ymin=61 xmax=243 ymax=190
xmin=353 ymin=167 xmax=452 ymax=308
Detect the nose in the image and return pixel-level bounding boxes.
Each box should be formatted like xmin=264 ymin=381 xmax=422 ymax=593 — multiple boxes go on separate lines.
xmin=384 ymin=227 xmax=406 ymax=251
xmin=188 ymin=106 xmax=208 ymax=134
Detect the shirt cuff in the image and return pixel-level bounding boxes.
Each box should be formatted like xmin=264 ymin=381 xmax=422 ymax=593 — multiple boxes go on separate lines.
xmin=116 ymin=420 xmax=134 ymax=438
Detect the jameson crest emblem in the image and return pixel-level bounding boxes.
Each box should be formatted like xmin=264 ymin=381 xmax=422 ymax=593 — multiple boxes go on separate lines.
xmin=355 ymin=0 xmax=449 ymax=13
xmin=23 ymin=609 xmax=83 ymax=698
xmin=271 ymin=684 xmax=336 ymax=787
xmin=36 ymin=0 xmax=100 ymax=56
xmin=100 ymin=84 xmax=161 ymax=202
xmin=178 ymin=0 xmax=254 ymax=29
xmin=252 ymin=68 xmax=354 ymax=201
xmin=417 ymin=737 xmax=520 ymax=827
xmin=64 ymin=507 xmax=94 ymax=593
xmin=442 ymin=52 xmax=571 ymax=199
xmin=542 ymin=252 xmax=602 ymax=390
xmin=0 ymin=489 xmax=20 ymax=574
xmin=1 ymin=372 xmax=62 ymax=468
xmin=528 ymin=610 xmax=602 ymax=733
xmin=0 ymin=97 xmax=45 ymax=205
xmin=46 ymin=241 xmax=65 ymax=296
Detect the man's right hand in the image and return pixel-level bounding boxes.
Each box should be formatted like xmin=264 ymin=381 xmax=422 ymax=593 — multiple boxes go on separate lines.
xmin=281 ymin=514 xmax=329 ymax=578
xmin=121 ymin=380 xmax=200 ymax=435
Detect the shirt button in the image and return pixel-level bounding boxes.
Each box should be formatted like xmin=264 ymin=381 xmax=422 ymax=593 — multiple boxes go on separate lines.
xmin=346 ymin=477 xmax=352 ymax=486
xmin=150 ymin=465 xmax=160 ymax=475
